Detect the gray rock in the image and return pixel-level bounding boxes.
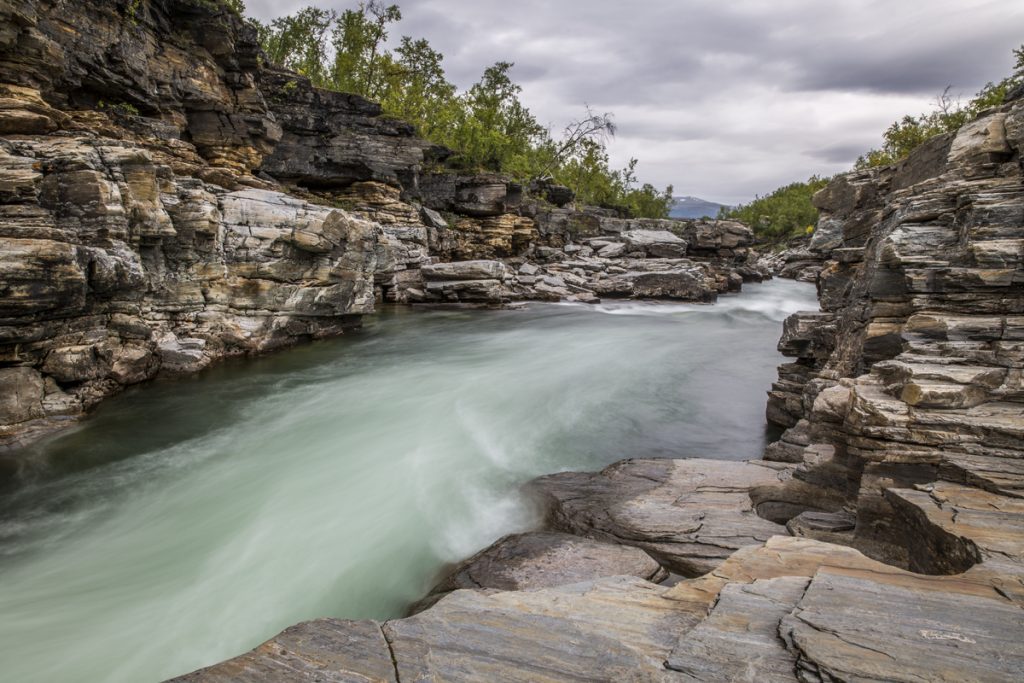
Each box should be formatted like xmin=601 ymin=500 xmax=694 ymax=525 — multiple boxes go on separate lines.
xmin=0 ymin=367 xmax=45 ymax=426
xmin=386 ymin=576 xmax=700 ymax=682
xmin=597 ymin=241 xmax=627 ymax=258
xmin=420 ymin=260 xmax=507 ymax=281
xmin=666 ymin=576 xmax=809 ymax=682
xmin=167 ymin=619 xmax=397 ymax=683
xmin=622 ymin=229 xmax=688 ymax=258
xmin=419 ymin=205 xmax=448 ymax=229
xmin=781 ymin=566 xmax=1024 ymax=683
xmin=531 ymin=458 xmax=792 ymax=576
xmin=413 ymin=531 xmax=667 ymax=612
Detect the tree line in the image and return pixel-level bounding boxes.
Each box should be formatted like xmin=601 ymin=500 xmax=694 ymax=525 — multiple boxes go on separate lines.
xmin=717 ymin=177 xmax=830 ymax=242
xmin=245 ymin=2 xmax=673 ymax=218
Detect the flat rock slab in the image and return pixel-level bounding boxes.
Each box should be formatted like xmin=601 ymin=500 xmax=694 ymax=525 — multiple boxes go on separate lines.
xmin=386 ymin=576 xmax=702 ymax=682
xmin=169 ymin=536 xmax=1024 ymax=683
xmin=169 ymin=618 xmax=396 ymax=683
xmin=414 ymin=531 xmax=667 ymax=612
xmin=531 ymin=458 xmax=792 ymax=575
xmin=782 ymin=566 xmax=1024 ymax=683
xmin=666 ymin=576 xmax=809 ymax=682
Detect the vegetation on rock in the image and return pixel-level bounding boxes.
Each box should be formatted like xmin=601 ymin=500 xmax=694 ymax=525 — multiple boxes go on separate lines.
xmin=251 ymin=2 xmax=673 ymax=218
xmin=856 ymin=45 xmax=1024 ymax=168
xmin=723 ymin=45 xmax=1023 ymax=241
xmin=718 ymin=176 xmax=830 ymax=243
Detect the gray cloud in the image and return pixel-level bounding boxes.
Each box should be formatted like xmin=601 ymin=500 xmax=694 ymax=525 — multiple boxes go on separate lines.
xmin=243 ymin=0 xmax=1021 ymax=204
xmin=806 ymin=143 xmax=874 ymax=164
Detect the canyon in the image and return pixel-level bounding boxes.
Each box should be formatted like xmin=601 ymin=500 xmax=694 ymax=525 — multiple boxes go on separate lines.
xmin=0 ymin=1 xmax=1022 ymax=682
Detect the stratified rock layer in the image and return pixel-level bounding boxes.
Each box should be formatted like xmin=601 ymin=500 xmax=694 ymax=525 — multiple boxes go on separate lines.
xmin=763 ymin=91 xmax=1024 ymax=568
xmin=531 ymin=458 xmax=792 ymax=575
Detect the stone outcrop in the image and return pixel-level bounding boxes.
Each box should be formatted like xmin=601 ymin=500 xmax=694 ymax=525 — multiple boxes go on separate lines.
xmin=761 ymin=91 xmax=1024 ymax=567
xmin=409 ymin=531 xmax=667 ymax=613
xmin=532 ymin=458 xmax=792 ymax=575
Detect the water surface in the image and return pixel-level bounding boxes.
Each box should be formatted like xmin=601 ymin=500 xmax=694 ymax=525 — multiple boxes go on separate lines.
xmin=0 ymin=279 xmax=816 ymax=683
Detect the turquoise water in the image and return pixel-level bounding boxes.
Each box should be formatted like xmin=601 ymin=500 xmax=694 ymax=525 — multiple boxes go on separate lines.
xmin=0 ymin=279 xmax=817 ymax=682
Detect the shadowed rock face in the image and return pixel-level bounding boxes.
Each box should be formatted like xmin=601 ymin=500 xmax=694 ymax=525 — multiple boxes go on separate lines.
xmin=259 ymin=68 xmax=427 ymax=191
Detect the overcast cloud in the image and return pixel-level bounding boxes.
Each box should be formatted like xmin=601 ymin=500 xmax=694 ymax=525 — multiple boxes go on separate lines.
xmin=245 ymin=0 xmax=1022 ymax=204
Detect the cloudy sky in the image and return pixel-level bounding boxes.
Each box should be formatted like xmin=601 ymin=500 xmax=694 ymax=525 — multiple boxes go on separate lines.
xmin=244 ymin=0 xmax=1022 ymax=205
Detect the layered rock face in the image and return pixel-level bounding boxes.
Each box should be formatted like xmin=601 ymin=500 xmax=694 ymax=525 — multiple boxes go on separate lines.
xmin=175 ymin=95 xmax=1024 ymax=682
xmin=764 ymin=93 xmax=1024 ymax=566
xmin=0 ymin=1 xmax=399 ymax=448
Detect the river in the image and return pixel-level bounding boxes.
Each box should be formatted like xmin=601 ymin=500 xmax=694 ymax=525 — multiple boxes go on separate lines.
xmin=0 ymin=278 xmax=817 ymax=683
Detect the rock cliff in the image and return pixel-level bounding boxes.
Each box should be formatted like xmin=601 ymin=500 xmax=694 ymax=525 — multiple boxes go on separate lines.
xmin=173 ymin=84 xmax=1024 ymax=683
xmin=0 ymin=0 xmax=395 ymax=448
xmin=764 ymin=96 xmax=1024 ymax=567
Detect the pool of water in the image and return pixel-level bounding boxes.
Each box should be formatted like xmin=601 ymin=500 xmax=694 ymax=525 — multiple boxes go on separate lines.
xmin=0 ymin=279 xmax=817 ymax=682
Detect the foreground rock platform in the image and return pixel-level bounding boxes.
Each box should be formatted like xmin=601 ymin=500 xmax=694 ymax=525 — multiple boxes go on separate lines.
xmin=172 ymin=534 xmax=1024 ymax=682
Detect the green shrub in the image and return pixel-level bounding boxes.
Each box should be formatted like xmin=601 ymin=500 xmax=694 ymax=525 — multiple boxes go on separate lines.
xmin=719 ymin=176 xmax=830 ymax=242
xmin=857 ymin=46 xmax=1023 ymax=168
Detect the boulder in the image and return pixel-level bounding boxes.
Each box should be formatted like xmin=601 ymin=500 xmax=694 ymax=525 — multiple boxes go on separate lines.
xmin=621 ymin=229 xmax=688 ymax=258
xmin=0 ymin=367 xmax=45 ymax=425
xmin=420 ymin=260 xmax=507 ymax=281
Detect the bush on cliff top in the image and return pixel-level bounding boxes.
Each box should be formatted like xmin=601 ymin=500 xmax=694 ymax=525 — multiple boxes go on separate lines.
xmin=250 ymin=2 xmax=673 ymax=218
xmin=856 ymin=45 xmax=1024 ymax=168
xmin=724 ymin=44 xmax=1023 ymax=241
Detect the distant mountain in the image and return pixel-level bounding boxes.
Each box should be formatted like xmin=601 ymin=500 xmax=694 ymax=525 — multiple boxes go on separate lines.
xmin=669 ymin=196 xmax=730 ymax=220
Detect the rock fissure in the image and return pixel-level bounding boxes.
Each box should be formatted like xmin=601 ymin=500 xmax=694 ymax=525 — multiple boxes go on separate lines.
xmin=379 ymin=622 xmax=401 ymax=683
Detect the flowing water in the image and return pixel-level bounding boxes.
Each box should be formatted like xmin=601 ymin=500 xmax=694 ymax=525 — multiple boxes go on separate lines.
xmin=0 ymin=279 xmax=817 ymax=683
